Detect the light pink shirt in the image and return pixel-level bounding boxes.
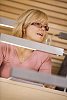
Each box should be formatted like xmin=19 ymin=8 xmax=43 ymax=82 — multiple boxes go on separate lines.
xmin=0 ymin=43 xmax=52 ymax=78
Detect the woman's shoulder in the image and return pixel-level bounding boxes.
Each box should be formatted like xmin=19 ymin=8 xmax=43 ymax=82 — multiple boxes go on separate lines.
xmin=0 ymin=42 xmax=15 ymax=51
xmin=34 ymin=50 xmax=52 ymax=62
xmin=0 ymin=42 xmax=8 ymax=49
xmin=35 ymin=50 xmax=51 ymax=57
xmin=34 ymin=50 xmax=52 ymax=63
xmin=0 ymin=42 xmax=10 ymax=47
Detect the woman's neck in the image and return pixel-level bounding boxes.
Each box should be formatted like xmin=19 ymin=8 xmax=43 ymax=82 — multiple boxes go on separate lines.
xmin=16 ymin=46 xmax=33 ymax=57
xmin=15 ymin=46 xmax=34 ymax=62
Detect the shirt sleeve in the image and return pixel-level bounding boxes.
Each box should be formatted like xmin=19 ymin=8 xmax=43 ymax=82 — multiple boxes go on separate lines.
xmin=0 ymin=43 xmax=3 ymax=66
xmin=0 ymin=43 xmax=7 ymax=66
xmin=39 ymin=54 xmax=52 ymax=74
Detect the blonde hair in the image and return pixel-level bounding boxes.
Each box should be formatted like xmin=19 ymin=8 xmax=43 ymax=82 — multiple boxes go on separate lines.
xmin=13 ymin=9 xmax=48 ymax=38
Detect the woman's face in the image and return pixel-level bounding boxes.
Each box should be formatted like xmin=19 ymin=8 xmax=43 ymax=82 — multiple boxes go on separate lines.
xmin=24 ymin=22 xmax=48 ymax=43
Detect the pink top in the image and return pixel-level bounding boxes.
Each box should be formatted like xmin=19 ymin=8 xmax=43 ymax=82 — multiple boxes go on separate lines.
xmin=0 ymin=43 xmax=52 ymax=78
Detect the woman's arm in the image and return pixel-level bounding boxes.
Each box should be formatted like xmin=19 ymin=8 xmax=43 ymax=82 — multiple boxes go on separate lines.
xmin=0 ymin=43 xmax=4 ymax=66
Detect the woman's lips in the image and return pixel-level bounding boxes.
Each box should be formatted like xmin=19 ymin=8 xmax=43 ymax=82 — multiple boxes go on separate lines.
xmin=37 ymin=33 xmax=43 ymax=36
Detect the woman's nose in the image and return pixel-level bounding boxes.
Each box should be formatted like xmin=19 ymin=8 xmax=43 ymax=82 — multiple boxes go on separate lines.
xmin=41 ymin=26 xmax=45 ymax=31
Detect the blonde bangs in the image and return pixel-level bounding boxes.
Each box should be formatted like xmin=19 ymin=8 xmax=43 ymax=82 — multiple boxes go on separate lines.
xmin=24 ymin=10 xmax=48 ymax=26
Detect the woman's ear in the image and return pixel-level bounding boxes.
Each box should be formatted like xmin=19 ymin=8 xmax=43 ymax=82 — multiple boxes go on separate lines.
xmin=22 ymin=28 xmax=27 ymax=38
xmin=23 ymin=28 xmax=26 ymax=33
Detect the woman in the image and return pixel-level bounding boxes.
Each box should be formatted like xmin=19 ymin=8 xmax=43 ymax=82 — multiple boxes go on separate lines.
xmin=0 ymin=9 xmax=52 ymax=78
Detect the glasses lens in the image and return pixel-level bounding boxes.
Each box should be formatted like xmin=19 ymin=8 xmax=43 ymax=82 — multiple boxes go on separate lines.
xmin=31 ymin=22 xmax=49 ymax=31
xmin=45 ymin=25 xmax=49 ymax=31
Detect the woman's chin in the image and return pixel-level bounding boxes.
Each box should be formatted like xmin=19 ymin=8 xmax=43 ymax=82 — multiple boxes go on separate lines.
xmin=34 ymin=39 xmax=43 ymax=43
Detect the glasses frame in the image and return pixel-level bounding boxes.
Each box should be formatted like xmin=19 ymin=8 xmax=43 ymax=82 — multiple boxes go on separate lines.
xmin=31 ymin=22 xmax=49 ymax=31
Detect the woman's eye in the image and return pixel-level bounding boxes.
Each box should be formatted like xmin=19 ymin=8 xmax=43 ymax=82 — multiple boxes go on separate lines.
xmin=36 ymin=23 xmax=40 ymax=25
xmin=45 ymin=26 xmax=49 ymax=31
xmin=44 ymin=26 xmax=47 ymax=28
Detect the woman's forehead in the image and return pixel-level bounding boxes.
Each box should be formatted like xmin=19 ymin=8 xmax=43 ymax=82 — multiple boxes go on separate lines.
xmin=30 ymin=14 xmax=48 ymax=24
xmin=31 ymin=18 xmax=48 ymax=25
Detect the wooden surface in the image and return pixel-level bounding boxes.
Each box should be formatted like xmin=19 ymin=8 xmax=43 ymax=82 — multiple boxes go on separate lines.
xmin=0 ymin=78 xmax=67 ymax=100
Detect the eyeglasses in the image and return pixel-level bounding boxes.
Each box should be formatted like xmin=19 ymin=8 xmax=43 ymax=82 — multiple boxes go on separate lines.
xmin=31 ymin=22 xmax=49 ymax=31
